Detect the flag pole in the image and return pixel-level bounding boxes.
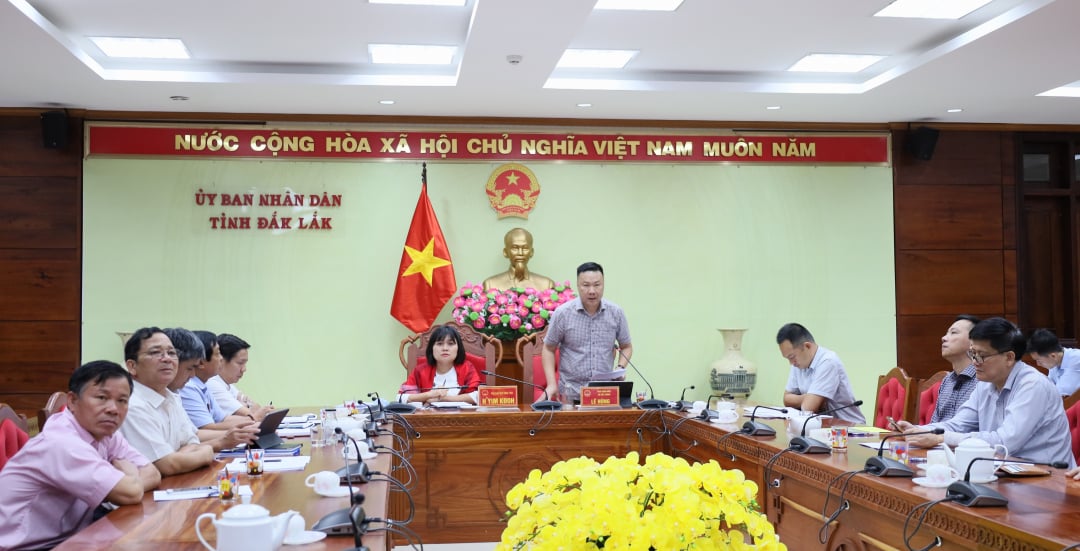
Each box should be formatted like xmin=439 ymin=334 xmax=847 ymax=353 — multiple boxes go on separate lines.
xmin=421 ymin=162 xmax=427 ymax=186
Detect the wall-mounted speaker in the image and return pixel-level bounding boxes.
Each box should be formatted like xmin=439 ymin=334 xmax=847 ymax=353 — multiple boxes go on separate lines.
xmin=905 ymin=126 xmax=939 ymax=161
xmin=41 ymin=110 xmax=68 ymax=149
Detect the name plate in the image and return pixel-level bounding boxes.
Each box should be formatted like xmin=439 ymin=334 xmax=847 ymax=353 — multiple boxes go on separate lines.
xmin=479 ymin=385 xmax=519 ymax=408
xmin=580 ymin=386 xmax=619 ymax=407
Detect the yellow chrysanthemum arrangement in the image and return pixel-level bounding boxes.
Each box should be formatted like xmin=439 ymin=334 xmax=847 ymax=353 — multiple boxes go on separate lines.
xmin=497 ymin=452 xmax=786 ymax=551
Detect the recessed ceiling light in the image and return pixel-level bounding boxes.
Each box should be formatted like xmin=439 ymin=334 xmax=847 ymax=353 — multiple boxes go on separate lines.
xmin=576 ymin=103 xmax=593 ymax=108
xmin=946 ymin=108 xmax=963 ymax=113
xmin=368 ymin=44 xmax=456 ymax=65
xmin=594 ymin=0 xmax=684 ymax=11
xmin=557 ymin=49 xmax=637 ymax=69
xmin=766 ymin=105 xmax=782 ymax=110
xmin=1038 ymin=81 xmax=1080 ymax=97
xmin=874 ymin=0 xmax=992 ymax=20
xmin=170 ymin=95 xmax=189 ymax=101
xmin=90 ymin=37 xmax=190 ymax=59
xmin=379 ymin=99 xmax=396 ymax=105
xmin=788 ymin=54 xmax=884 ymax=73
xmin=368 ymin=0 xmax=466 ymax=5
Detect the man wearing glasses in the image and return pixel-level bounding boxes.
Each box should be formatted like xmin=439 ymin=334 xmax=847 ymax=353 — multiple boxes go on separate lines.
xmin=899 ymin=318 xmax=1075 ymax=468
xmin=120 ymin=326 xmax=215 ymax=476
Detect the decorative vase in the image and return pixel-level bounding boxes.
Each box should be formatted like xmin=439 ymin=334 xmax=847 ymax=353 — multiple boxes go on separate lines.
xmin=709 ymin=329 xmax=757 ymax=399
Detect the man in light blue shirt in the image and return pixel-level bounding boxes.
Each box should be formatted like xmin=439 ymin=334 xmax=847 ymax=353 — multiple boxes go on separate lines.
xmin=902 ymin=318 xmax=1075 ymax=468
xmin=777 ymin=323 xmax=865 ymax=424
xmin=179 ymin=330 xmax=258 ymax=440
xmin=1028 ymin=328 xmax=1080 ymax=397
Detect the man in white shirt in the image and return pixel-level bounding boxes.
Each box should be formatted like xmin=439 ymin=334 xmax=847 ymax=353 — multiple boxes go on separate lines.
xmin=1028 ymin=328 xmax=1080 ymax=397
xmin=207 ymin=333 xmax=272 ymax=420
xmin=120 ymin=326 xmax=214 ymax=476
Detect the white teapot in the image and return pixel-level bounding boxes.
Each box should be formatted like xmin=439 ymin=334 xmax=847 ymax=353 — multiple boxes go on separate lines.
xmin=943 ymin=437 xmax=1008 ymax=483
xmin=196 ymin=504 xmax=298 ymax=551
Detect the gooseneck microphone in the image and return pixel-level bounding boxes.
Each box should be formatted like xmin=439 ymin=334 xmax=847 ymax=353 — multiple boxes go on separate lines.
xmin=677 ymin=385 xmax=696 ymax=411
xmin=788 ymin=400 xmax=864 ymax=454
xmin=314 ymin=427 xmax=367 ymax=537
xmin=742 ymin=406 xmax=789 ymax=436
xmin=480 ymin=370 xmax=562 ymax=411
xmin=366 ymin=392 xmax=387 ymax=423
xmin=864 ymin=428 xmax=944 ymax=477
xmin=946 ymin=457 xmax=1069 ymax=507
xmin=616 ymin=346 xmax=672 ymax=410
xmin=335 ymin=427 xmax=372 ymax=484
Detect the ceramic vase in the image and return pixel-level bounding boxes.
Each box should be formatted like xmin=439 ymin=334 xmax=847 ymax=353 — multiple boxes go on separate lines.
xmin=709 ymin=328 xmax=757 ymax=399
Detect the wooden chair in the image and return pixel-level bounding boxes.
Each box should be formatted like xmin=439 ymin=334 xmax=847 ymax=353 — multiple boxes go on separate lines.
xmin=0 ymin=403 xmax=30 ymax=470
xmin=873 ymin=367 xmax=918 ymax=429
xmin=398 ymin=321 xmax=500 ymax=386
xmin=37 ymin=391 xmax=68 ymax=431
xmin=514 ymin=328 xmax=558 ymax=402
xmin=916 ymin=370 xmax=950 ymax=425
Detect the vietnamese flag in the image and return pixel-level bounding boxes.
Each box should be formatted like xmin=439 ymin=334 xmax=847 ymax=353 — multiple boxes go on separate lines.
xmin=390 ymin=180 xmax=457 ymax=333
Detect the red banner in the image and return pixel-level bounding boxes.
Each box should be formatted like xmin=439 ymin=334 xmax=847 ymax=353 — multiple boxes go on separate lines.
xmin=87 ymin=125 xmax=889 ymax=164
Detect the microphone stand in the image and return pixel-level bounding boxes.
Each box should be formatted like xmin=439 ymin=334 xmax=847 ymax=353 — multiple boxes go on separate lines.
xmin=617 ymin=347 xmax=672 ymax=410
xmin=788 ymin=400 xmax=863 ymax=454
xmin=946 ymin=457 xmax=1069 ymax=507
xmin=480 ymin=370 xmax=562 ymax=411
xmin=676 ymin=385 xmax=696 ymax=411
xmin=864 ymin=428 xmax=944 ymax=477
xmin=335 ymin=427 xmax=372 ymax=484
xmin=366 ymin=392 xmax=388 ymax=423
xmin=741 ymin=405 xmax=788 ymax=436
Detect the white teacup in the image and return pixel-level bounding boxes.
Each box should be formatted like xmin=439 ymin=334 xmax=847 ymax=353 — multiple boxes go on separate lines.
xmin=715 ymin=410 xmax=739 ymax=424
xmin=286 ymin=514 xmax=306 ymax=538
xmin=342 ymin=440 xmax=371 ymax=460
xmin=926 ymin=464 xmax=960 ymax=484
xmin=809 ymin=428 xmax=832 ymax=443
xmin=715 ymin=401 xmax=737 ymax=413
xmin=304 ymin=471 xmax=340 ymax=495
xmin=789 ymin=414 xmax=821 ymax=434
xmin=925 ymin=449 xmax=948 ymax=467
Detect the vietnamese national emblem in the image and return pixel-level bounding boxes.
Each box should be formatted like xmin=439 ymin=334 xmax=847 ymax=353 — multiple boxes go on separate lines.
xmin=486 ymin=163 xmax=540 ymax=219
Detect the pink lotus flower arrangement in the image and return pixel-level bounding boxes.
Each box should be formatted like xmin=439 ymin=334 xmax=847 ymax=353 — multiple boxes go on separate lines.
xmin=451 ymin=283 xmax=576 ymax=341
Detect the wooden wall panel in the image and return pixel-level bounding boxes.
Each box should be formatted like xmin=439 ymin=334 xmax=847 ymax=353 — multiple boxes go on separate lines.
xmin=0 ymin=112 xmax=82 ymax=416
xmin=896 ymin=315 xmax=962 ymax=381
xmin=896 ymin=251 xmax=1004 ymax=316
xmin=0 ymin=177 xmax=79 ymax=248
xmin=894 ymin=130 xmax=1003 ymax=186
xmin=894 ymin=185 xmax=1002 ymax=250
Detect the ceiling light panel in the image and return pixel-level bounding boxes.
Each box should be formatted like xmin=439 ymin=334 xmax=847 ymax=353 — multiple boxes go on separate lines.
xmin=557 ymin=49 xmax=637 ymax=69
xmin=368 ymin=0 xmax=466 ymax=5
xmin=89 ymin=37 xmax=190 ymax=59
xmin=368 ymin=44 xmax=456 ymax=65
xmin=874 ymin=0 xmax=993 ymax=20
xmin=788 ymin=54 xmax=884 ymax=73
xmin=594 ymin=0 xmax=684 ymax=11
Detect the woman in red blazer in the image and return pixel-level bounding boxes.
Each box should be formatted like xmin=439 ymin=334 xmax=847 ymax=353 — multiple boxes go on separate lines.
xmin=397 ymin=324 xmax=482 ymax=405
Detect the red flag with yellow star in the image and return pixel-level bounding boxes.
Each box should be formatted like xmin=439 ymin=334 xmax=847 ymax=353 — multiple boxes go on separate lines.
xmin=390 ymin=178 xmax=456 ymax=333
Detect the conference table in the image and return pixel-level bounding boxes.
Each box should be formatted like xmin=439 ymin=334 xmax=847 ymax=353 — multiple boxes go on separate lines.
xmin=54 ymin=431 xmax=392 ymax=551
xmin=388 ymin=405 xmax=1080 ymax=551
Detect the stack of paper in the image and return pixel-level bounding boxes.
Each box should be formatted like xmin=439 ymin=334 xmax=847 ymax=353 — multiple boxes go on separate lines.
xmin=228 ymin=456 xmax=310 ymax=472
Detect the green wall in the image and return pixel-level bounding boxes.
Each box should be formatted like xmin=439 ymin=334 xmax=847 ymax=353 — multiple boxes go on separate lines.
xmin=83 ymin=157 xmax=894 ymax=420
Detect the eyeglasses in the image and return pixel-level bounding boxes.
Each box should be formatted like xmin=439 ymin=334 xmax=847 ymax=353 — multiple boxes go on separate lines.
xmin=966 ymin=349 xmax=1005 ymax=364
xmin=142 ymin=348 xmax=179 ymax=360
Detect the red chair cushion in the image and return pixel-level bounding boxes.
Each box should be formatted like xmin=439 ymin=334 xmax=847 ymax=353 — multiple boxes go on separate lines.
xmin=0 ymin=418 xmax=29 ymax=471
xmin=532 ymin=350 xmax=559 ymax=401
xmin=919 ymin=381 xmax=943 ymax=425
xmin=1066 ymin=401 xmax=1080 ymax=464
xmin=874 ymin=377 xmax=907 ymax=429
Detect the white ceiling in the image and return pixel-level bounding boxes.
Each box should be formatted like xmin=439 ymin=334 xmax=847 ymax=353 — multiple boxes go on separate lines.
xmin=3 ymin=0 xmax=1079 ymax=125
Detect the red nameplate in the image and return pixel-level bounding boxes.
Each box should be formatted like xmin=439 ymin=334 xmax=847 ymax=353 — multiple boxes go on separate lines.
xmin=581 ymin=387 xmax=619 ymax=407
xmin=479 ymin=386 xmax=519 ymax=408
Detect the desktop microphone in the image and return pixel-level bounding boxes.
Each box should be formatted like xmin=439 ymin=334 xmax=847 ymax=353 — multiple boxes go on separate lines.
xmin=335 ymin=427 xmax=372 ymax=484
xmin=741 ymin=406 xmax=789 ymax=436
xmin=676 ymin=385 xmax=696 ymax=411
xmin=366 ymin=392 xmax=387 ymax=423
xmin=864 ymin=428 xmax=944 ymax=477
xmin=480 ymin=370 xmax=562 ymax=411
xmin=788 ymin=400 xmax=864 ymax=454
xmin=616 ymin=346 xmax=672 ymax=410
xmin=945 ymin=457 xmax=1069 ymax=507
xmin=696 ymin=394 xmax=730 ymax=420
xmin=314 ymin=428 xmax=367 ymax=537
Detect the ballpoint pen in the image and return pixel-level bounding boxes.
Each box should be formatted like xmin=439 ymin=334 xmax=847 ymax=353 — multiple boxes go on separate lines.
xmin=166 ymin=486 xmax=216 ymax=493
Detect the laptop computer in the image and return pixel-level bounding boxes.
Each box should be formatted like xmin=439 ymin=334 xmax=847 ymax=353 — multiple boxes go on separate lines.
xmin=250 ymin=407 xmax=290 ymax=449
xmin=586 ymin=381 xmax=634 ymax=408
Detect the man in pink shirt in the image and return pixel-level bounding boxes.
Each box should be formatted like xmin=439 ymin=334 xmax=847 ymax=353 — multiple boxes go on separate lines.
xmin=0 ymin=360 xmax=161 ymax=550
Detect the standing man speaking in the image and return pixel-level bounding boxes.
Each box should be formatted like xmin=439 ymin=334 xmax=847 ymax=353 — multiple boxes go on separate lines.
xmin=542 ymin=262 xmax=632 ymax=403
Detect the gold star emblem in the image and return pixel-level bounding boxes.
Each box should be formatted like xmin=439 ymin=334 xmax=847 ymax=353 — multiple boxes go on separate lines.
xmin=402 ymin=238 xmax=452 ymax=285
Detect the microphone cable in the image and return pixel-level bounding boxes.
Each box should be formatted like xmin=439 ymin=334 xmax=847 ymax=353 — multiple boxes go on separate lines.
xmin=1061 ymin=543 xmax=1080 ymax=551
xmin=528 ymin=407 xmax=556 ymax=436
xmin=715 ymin=430 xmax=743 ymax=461
xmin=376 ymin=429 xmax=411 ymax=455
xmin=818 ymin=469 xmax=867 ymax=544
xmin=372 ymin=445 xmax=417 ymax=489
xmin=903 ymin=497 xmax=961 ymax=551
xmin=665 ymin=414 xmax=700 ymax=454
xmin=626 ymin=410 xmax=669 ymax=455
xmin=365 ymin=521 xmax=424 ymax=551
xmin=367 ymin=473 xmax=416 ymax=525
xmin=762 ymin=448 xmax=795 ymax=490
xmin=384 ymin=410 xmax=421 ymax=440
